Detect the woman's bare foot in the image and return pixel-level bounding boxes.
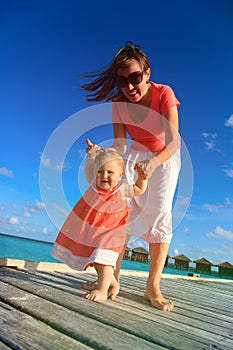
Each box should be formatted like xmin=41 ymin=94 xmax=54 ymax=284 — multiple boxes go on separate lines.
xmin=84 ymin=289 xmax=108 ymax=302
xmin=144 ymin=289 xmax=174 ymax=312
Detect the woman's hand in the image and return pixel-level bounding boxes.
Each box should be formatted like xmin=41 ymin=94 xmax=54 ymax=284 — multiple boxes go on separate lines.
xmin=136 ymin=157 xmax=160 ymax=179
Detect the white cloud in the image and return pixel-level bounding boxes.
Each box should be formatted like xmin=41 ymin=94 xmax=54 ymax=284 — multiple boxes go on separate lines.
xmin=77 ymin=149 xmax=86 ymax=159
xmin=224 ymin=115 xmax=233 ymax=127
xmin=202 ymin=132 xmax=217 ymax=139
xmin=9 ymin=216 xmax=19 ymax=225
xmin=0 ymin=167 xmax=14 ymax=178
xmin=26 ymin=200 xmax=46 ymax=214
xmin=203 ymin=203 xmax=221 ymax=213
xmin=223 ymin=168 xmax=233 ymax=178
xmin=52 ymin=203 xmax=69 ymax=216
xmin=40 ymin=154 xmax=64 ymax=171
xmin=225 ymin=197 xmax=233 ymax=207
xmin=207 ymin=226 xmax=233 ymax=242
xmin=34 ymin=200 xmax=46 ymax=211
xmin=204 ymin=140 xmax=216 ymax=150
xmin=42 ymin=227 xmax=48 ymax=234
xmin=24 ymin=210 xmax=33 ymax=218
xmin=173 ymin=249 xmax=179 ymax=255
xmin=176 ymin=195 xmax=190 ymax=208
xmin=221 ymin=244 xmax=233 ymax=257
xmin=202 ymin=132 xmax=220 ymax=152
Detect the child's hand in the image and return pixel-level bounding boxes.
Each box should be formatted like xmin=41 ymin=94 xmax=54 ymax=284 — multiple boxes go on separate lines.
xmin=136 ymin=157 xmax=160 ymax=179
xmin=134 ymin=164 xmax=148 ymax=180
xmin=86 ymin=138 xmax=94 ymax=153
xmin=85 ymin=138 xmax=101 ymax=159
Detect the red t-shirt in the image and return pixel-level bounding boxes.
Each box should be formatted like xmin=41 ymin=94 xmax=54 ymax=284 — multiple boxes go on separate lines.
xmin=112 ymin=83 xmax=180 ymax=152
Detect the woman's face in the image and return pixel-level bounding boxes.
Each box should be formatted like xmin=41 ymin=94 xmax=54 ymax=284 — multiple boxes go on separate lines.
xmin=117 ymin=59 xmax=150 ymax=103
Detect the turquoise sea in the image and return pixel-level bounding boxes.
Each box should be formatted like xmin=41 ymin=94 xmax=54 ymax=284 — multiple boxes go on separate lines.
xmin=0 ymin=233 xmax=229 ymax=280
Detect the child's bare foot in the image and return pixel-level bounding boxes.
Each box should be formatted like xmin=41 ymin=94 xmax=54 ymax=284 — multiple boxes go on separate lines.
xmin=83 ymin=278 xmax=120 ymax=299
xmin=84 ymin=289 xmax=108 ymax=302
xmin=82 ymin=280 xmax=98 ymax=290
xmin=108 ymin=277 xmax=119 ymax=299
xmin=144 ymin=290 xmax=174 ymax=312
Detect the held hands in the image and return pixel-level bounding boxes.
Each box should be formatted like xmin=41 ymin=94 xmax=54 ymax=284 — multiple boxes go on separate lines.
xmin=136 ymin=157 xmax=160 ymax=179
xmin=134 ymin=164 xmax=148 ymax=180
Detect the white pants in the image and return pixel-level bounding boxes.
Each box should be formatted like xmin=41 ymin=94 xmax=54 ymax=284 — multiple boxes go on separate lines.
xmin=124 ymin=147 xmax=181 ymax=243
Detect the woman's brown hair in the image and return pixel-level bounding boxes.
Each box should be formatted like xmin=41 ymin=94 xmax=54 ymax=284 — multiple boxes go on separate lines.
xmin=80 ymin=41 xmax=150 ymax=102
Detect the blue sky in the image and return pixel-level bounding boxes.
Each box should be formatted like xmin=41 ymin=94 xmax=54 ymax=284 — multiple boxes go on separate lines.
xmin=0 ymin=0 xmax=233 ymax=265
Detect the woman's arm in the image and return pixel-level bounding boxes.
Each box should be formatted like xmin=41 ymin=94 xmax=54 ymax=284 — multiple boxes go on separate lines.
xmin=137 ymin=105 xmax=180 ymax=178
xmin=108 ymin=121 xmax=127 ymax=155
xmin=155 ymin=105 xmax=180 ymax=164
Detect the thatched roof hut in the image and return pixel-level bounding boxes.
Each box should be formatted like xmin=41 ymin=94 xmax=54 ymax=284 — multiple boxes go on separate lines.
xmin=123 ymin=246 xmax=131 ymax=259
xmin=173 ymin=254 xmax=192 ymax=270
xmin=131 ymin=247 xmax=149 ymax=263
xmin=216 ymin=261 xmax=233 ymax=278
xmin=164 ymin=254 xmax=171 ymax=267
xmin=193 ymin=258 xmax=213 ymax=274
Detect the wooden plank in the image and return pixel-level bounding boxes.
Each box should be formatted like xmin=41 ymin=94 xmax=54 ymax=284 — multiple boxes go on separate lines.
xmin=26 ymin=271 xmax=233 ymax=347
xmin=1 ymin=268 xmax=233 ymax=349
xmin=0 ymin=339 xmax=15 ymax=350
xmin=35 ymin=270 xmax=233 ymax=329
xmin=120 ymin=275 xmax=233 ymax=316
xmin=0 ymin=301 xmax=91 ymax=350
xmin=0 ymin=282 xmax=164 ymax=350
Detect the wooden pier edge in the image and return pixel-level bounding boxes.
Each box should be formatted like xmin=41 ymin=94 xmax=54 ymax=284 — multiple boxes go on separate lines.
xmin=0 ymin=257 xmax=232 ymax=282
xmin=0 ymin=258 xmax=233 ymax=349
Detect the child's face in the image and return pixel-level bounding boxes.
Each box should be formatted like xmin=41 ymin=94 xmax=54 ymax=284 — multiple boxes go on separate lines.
xmin=95 ymin=159 xmax=123 ymax=190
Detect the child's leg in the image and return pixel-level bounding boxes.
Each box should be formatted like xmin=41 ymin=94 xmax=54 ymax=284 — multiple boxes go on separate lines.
xmin=82 ymin=248 xmax=124 ymax=293
xmin=84 ymin=263 xmax=117 ymax=302
xmin=82 ymin=240 xmax=129 ymax=295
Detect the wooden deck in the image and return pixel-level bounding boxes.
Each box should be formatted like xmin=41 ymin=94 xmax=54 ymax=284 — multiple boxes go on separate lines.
xmin=0 ymin=260 xmax=233 ymax=350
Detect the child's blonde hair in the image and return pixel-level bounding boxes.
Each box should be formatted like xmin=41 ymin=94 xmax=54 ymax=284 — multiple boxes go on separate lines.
xmin=94 ymin=149 xmax=124 ymax=173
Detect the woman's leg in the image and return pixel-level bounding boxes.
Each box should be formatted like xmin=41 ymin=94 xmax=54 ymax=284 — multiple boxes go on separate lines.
xmin=144 ymin=242 xmax=174 ymax=311
xmin=84 ymin=263 xmax=117 ymax=302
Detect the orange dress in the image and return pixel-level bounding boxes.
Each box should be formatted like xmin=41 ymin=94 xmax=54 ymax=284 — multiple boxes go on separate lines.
xmin=51 ymin=183 xmax=133 ymax=271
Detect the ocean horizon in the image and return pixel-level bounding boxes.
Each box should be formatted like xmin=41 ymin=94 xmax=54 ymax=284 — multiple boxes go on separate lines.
xmin=0 ymin=233 xmax=231 ymax=280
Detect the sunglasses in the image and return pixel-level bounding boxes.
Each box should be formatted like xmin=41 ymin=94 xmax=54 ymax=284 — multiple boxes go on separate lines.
xmin=116 ymin=70 xmax=146 ymax=88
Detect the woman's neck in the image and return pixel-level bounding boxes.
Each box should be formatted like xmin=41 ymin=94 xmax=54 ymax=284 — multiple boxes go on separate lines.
xmin=137 ymin=83 xmax=152 ymax=107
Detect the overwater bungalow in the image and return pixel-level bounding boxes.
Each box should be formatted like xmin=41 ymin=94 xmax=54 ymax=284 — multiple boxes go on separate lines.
xmin=131 ymin=247 xmax=149 ymax=263
xmin=216 ymin=261 xmax=233 ymax=278
xmin=123 ymin=246 xmax=131 ymax=260
xmin=194 ymin=257 xmax=213 ymax=275
xmin=173 ymin=254 xmax=192 ymax=270
xmin=164 ymin=254 xmax=170 ymax=267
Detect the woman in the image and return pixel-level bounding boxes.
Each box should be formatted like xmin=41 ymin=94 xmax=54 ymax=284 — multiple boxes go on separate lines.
xmin=81 ymin=41 xmax=181 ymax=311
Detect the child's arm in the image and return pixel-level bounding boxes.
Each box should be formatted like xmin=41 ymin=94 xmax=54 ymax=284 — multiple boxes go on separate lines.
xmin=84 ymin=139 xmax=101 ymax=184
xmin=131 ymin=165 xmax=148 ymax=197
